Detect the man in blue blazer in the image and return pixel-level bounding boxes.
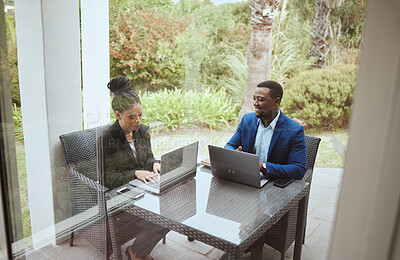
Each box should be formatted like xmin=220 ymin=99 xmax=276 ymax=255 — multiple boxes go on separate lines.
xmin=225 ymin=80 xmax=306 ymax=180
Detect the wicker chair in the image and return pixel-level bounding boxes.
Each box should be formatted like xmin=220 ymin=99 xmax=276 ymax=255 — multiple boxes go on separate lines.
xmin=60 ymin=125 xmax=157 ymax=260
xmin=264 ymin=135 xmax=321 ymax=260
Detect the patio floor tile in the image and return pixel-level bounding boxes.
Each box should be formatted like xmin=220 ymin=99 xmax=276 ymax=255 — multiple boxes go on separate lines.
xmin=206 ymin=248 xmax=226 ymax=259
xmin=165 ymin=231 xmax=214 ymax=255
xmin=305 ymin=216 xmax=323 ymax=238
xmin=309 ymin=202 xmax=337 ymax=223
xmin=148 ymin=238 xmax=189 ymax=260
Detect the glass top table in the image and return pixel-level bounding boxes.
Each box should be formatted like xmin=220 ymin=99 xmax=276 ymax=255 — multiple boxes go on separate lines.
xmin=107 ymin=165 xmax=309 ymax=259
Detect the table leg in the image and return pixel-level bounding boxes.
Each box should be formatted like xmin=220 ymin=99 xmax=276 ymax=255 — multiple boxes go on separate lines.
xmin=250 ymin=247 xmax=263 ymax=260
xmin=219 ymin=252 xmax=244 ymax=260
xmin=294 ymin=196 xmax=306 ymax=260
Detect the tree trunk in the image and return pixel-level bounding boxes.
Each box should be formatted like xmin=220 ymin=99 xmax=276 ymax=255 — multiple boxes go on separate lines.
xmin=239 ymin=0 xmax=278 ymax=119
xmin=310 ymin=0 xmax=331 ymax=68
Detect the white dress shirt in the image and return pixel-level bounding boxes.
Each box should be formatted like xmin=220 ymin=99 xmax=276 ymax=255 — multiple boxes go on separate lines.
xmin=254 ymin=110 xmax=280 ymax=163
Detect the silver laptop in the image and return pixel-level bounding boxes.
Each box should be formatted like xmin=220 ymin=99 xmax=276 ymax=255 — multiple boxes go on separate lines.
xmin=208 ymin=145 xmax=268 ymax=188
xmin=129 ymin=141 xmax=198 ymax=194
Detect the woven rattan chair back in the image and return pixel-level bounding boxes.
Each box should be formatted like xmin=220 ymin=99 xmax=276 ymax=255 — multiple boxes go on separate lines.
xmin=264 ymin=134 xmax=321 ymax=260
xmin=60 ymin=125 xmax=111 ymax=257
xmin=303 ymin=135 xmax=322 ymax=183
xmin=60 ymin=125 xmax=162 ymax=260
xmin=60 ymin=126 xmax=108 ymax=180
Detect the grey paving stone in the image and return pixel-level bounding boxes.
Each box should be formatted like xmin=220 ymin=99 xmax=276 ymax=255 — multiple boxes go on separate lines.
xmin=206 ymin=248 xmax=226 ymax=259
xmin=309 ymin=184 xmax=340 ymax=204
xmin=307 ymin=221 xmax=334 ymax=244
xmin=305 ymin=216 xmax=323 ymax=238
xmin=176 ymin=250 xmax=211 ymax=260
xmin=307 ymin=197 xmax=324 ymax=214
xmin=25 ymin=248 xmax=51 ymax=260
xmin=312 ymin=171 xmax=343 ymax=190
xmin=150 ymin=239 xmax=189 ymax=260
xmin=309 ymin=202 xmax=337 ymax=223
xmin=37 ymin=235 xmax=104 ymax=260
xmin=314 ymin=168 xmax=344 ymax=177
xmin=300 ymin=237 xmax=330 ymax=260
xmin=166 ymin=231 xmax=214 ymax=255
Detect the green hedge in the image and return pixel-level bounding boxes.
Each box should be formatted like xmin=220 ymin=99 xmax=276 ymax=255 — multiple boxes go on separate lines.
xmin=111 ymin=87 xmax=239 ymax=130
xmin=282 ymin=64 xmax=358 ymax=129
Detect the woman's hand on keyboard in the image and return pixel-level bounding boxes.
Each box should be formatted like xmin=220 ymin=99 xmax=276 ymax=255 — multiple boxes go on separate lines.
xmin=135 ymin=170 xmax=160 ymax=183
xmin=153 ymin=162 xmax=161 ymax=174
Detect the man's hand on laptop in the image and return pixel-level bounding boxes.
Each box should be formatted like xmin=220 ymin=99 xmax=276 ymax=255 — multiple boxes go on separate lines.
xmin=259 ymin=162 xmax=267 ymax=175
xmin=135 ymin=170 xmax=160 ymax=184
xmin=236 ymin=146 xmax=243 ymax=152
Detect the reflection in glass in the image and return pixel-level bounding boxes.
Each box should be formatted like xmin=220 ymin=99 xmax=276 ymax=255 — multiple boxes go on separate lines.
xmin=206 ymin=177 xmax=268 ymax=241
xmin=0 ymin=0 xmax=25 ymax=257
xmin=132 ymin=178 xmax=197 ymax=223
xmin=60 ymin=127 xmax=109 ymax=257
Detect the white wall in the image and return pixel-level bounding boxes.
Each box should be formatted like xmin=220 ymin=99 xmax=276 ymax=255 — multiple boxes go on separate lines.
xmin=81 ymin=0 xmax=110 ymax=129
xmin=14 ymin=0 xmax=82 ymax=247
xmin=329 ymin=0 xmax=400 ymax=259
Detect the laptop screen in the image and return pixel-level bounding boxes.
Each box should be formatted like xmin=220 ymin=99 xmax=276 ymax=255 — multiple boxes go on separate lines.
xmin=129 ymin=141 xmax=198 ymax=193
xmin=161 ymin=147 xmax=183 ymax=174
xmin=160 ymin=141 xmax=198 ymax=182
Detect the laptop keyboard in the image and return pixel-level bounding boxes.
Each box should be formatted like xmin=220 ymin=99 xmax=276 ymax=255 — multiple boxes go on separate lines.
xmin=145 ymin=181 xmax=160 ymax=189
xmin=200 ymin=165 xmax=212 ymax=174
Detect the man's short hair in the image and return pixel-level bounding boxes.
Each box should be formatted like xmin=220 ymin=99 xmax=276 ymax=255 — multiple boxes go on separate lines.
xmin=257 ymin=80 xmax=283 ymax=100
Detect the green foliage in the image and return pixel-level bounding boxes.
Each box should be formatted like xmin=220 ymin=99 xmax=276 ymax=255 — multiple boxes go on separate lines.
xmin=282 ymin=64 xmax=358 ymax=130
xmin=8 ymin=43 xmax=19 ymax=106
xmin=217 ymin=48 xmax=247 ymax=106
xmin=5 ymin=13 xmax=20 ymax=106
xmin=109 ymin=0 xmax=251 ymax=92
xmin=110 ymin=0 xmax=175 ymax=12
xmin=5 ymin=12 xmax=16 ymax=45
xmin=110 ymin=88 xmax=238 ymax=130
xmin=109 ymin=6 xmax=190 ymax=91
xmin=271 ymin=0 xmax=314 ymax=83
xmin=13 ymin=104 xmax=24 ymax=141
xmin=287 ymin=0 xmax=314 ymax=22
xmin=229 ymin=0 xmax=251 ymax=25
xmin=14 ymin=143 xmax=32 ymax=238
xmin=288 ymin=0 xmax=365 ymax=66
xmin=325 ymin=0 xmax=366 ymax=66
xmin=331 ymin=0 xmax=367 ymax=49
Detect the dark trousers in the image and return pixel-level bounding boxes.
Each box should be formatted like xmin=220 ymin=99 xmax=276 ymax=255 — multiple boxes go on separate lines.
xmin=111 ymin=211 xmax=169 ymax=258
xmin=131 ymin=218 xmax=169 ymax=258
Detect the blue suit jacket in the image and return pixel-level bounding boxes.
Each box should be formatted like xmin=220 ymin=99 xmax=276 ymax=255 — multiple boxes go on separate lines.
xmin=225 ymin=111 xmax=307 ymax=180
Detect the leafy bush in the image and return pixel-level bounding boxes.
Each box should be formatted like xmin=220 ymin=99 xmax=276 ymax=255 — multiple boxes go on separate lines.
xmin=282 ymin=64 xmax=358 ymax=129
xmin=229 ymin=0 xmax=251 ymax=25
xmin=5 ymin=12 xmax=20 ymax=106
xmin=13 ymin=104 xmax=24 ymax=141
xmin=109 ymin=0 xmax=251 ymax=92
xmin=109 ymin=7 xmax=190 ymax=91
xmin=330 ymin=0 xmax=367 ymax=49
xmin=110 ymin=87 xmax=238 ymax=130
xmin=271 ymin=0 xmax=314 ymax=83
xmin=8 ymin=43 xmax=20 ymax=106
xmin=217 ymin=48 xmax=247 ymax=106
